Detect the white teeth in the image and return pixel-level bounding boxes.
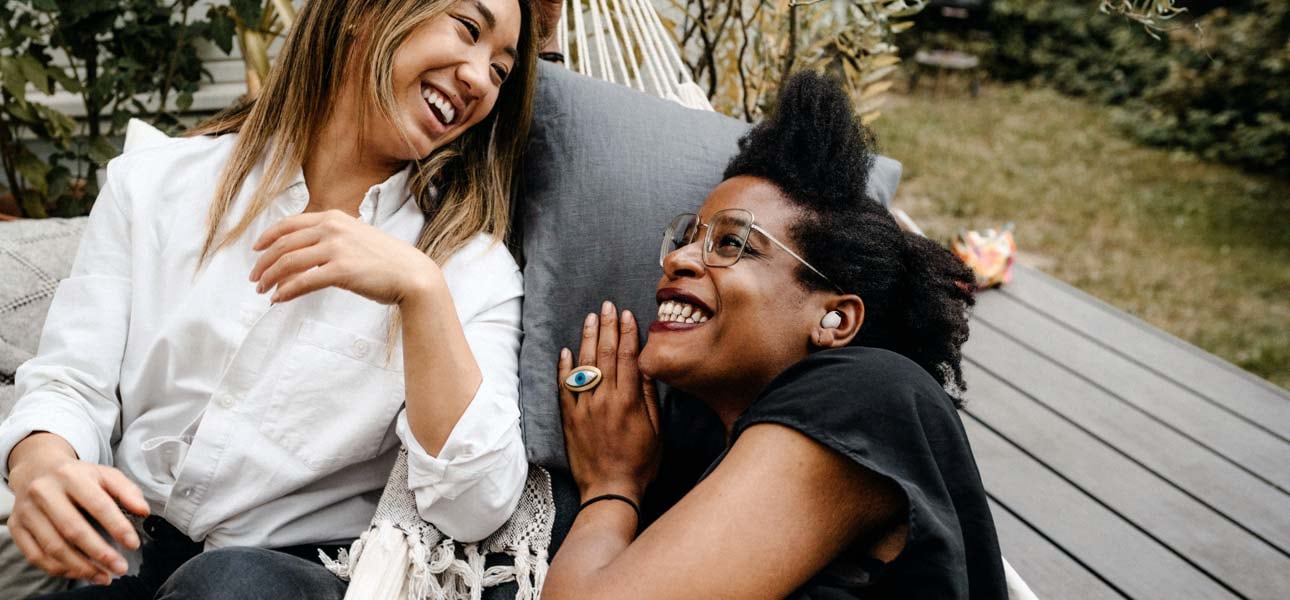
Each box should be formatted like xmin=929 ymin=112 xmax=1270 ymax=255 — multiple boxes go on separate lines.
xmin=421 ymin=87 xmax=456 ymax=125
xmin=656 ymin=300 xmax=710 ymax=324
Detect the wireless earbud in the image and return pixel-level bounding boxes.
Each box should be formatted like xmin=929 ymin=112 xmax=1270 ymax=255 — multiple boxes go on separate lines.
xmin=820 ymin=311 xmax=843 ymax=329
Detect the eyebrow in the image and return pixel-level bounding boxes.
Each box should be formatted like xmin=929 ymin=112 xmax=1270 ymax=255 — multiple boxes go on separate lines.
xmin=472 ymin=0 xmax=519 ymax=61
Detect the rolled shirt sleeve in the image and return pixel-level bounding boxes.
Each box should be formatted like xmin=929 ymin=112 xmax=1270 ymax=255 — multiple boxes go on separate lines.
xmin=0 ymin=164 xmax=132 ymax=478
xmin=395 ymin=239 xmax=527 ymax=542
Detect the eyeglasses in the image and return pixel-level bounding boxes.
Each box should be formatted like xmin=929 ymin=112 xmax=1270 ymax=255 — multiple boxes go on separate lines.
xmin=660 ymin=209 xmax=843 ymax=292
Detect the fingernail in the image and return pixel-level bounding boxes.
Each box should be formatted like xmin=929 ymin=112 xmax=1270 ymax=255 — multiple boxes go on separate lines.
xmin=602 ymin=301 xmax=613 ymax=316
xmin=560 ymin=348 xmax=570 ymax=360
xmin=113 ymin=558 xmax=127 ymax=573
xmin=128 ymin=532 xmax=140 ymax=548
xmin=256 ymin=283 xmax=264 ymax=293
xmin=585 ymin=313 xmax=596 ymax=327
xmin=623 ymin=310 xmax=634 ymax=324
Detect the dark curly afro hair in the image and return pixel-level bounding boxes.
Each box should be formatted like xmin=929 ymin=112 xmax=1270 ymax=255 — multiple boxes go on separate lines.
xmin=723 ymin=71 xmax=976 ymax=399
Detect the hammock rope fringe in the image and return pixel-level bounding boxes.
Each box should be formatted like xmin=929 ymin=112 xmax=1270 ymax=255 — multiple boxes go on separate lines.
xmin=327 ymin=451 xmax=555 ymax=600
xmin=560 ymin=0 xmax=713 ymax=111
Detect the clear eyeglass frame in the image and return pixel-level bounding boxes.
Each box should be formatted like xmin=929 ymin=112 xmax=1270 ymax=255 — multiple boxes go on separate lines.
xmin=659 ymin=209 xmax=843 ymax=293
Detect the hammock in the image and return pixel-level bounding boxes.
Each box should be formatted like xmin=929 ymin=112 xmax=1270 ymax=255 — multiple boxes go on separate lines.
xmin=555 ymin=0 xmax=712 ymax=111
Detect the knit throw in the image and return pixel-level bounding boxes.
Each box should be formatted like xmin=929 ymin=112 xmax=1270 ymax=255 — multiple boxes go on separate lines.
xmin=321 ymin=449 xmax=555 ymax=600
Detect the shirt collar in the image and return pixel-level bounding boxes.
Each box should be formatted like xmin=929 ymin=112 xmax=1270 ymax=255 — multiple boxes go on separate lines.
xmin=282 ymin=164 xmax=417 ymax=227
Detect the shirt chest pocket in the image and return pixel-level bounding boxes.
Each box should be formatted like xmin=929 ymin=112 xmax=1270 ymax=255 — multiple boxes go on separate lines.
xmin=260 ymin=319 xmax=405 ymax=471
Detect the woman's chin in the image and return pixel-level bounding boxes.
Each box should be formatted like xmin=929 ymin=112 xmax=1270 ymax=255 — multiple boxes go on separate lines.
xmin=637 ymin=344 xmax=690 ymax=388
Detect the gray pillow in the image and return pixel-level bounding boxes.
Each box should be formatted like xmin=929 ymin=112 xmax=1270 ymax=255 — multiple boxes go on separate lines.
xmin=516 ymin=62 xmax=901 ymax=470
xmin=0 ymin=218 xmax=85 ymax=382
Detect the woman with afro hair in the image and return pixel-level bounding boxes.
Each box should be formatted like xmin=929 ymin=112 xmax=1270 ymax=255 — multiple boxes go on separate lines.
xmin=542 ymin=71 xmax=1007 ymax=599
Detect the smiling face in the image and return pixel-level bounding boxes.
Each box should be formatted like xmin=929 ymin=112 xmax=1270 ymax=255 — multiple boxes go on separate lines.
xmin=356 ymin=0 xmax=522 ymax=162
xmin=639 ymin=176 xmax=829 ymax=405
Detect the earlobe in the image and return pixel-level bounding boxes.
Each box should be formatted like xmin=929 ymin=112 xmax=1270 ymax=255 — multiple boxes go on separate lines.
xmin=813 ymin=296 xmax=864 ymax=349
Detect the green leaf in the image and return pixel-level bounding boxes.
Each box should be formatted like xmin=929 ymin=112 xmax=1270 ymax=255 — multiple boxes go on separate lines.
xmin=32 ymin=0 xmax=57 ymax=11
xmin=177 ymin=90 xmax=193 ymax=112
xmin=1 ymin=57 xmax=28 ymax=102
xmin=18 ymin=55 xmax=49 ymax=95
xmin=48 ymin=66 xmax=81 ymax=93
xmin=33 ymin=104 xmax=76 ymax=142
xmin=231 ymin=0 xmax=263 ymax=28
xmin=15 ymin=150 xmax=51 ymax=194
xmin=206 ymin=8 xmax=236 ymax=54
xmin=87 ymin=135 xmax=119 ymax=165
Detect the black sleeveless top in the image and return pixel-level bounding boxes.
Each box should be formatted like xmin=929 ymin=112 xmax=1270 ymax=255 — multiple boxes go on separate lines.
xmin=691 ymin=347 xmax=1007 ymax=599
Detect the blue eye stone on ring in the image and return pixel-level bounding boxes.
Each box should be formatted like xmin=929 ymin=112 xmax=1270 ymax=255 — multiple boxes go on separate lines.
xmin=564 ymin=366 xmax=603 ymax=392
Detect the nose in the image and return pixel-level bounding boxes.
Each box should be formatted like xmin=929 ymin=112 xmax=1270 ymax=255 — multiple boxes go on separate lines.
xmin=662 ymin=240 xmax=706 ymax=280
xmin=456 ymin=52 xmax=492 ymax=101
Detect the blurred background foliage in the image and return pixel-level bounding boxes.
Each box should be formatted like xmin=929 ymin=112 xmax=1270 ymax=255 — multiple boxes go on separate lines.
xmin=904 ymin=0 xmax=1289 ymax=176
xmin=0 ymin=0 xmax=215 ymax=218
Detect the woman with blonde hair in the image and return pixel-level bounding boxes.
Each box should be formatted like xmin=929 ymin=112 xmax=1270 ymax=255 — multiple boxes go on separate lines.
xmin=0 ymin=0 xmax=547 ymax=597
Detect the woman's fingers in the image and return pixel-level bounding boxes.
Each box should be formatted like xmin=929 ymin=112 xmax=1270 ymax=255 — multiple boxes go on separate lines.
xmin=557 ymin=347 xmax=576 ymax=412
xmin=18 ymin=499 xmax=105 ymax=581
xmin=596 ymin=302 xmax=618 ymax=388
xmin=251 ymin=211 xmax=326 ymax=252
xmin=616 ymin=310 xmax=640 ymax=391
xmin=270 ymin=262 xmax=341 ymax=303
xmin=250 ymin=226 xmax=323 ymax=283
xmin=98 ymin=466 xmax=150 ymax=522
xmin=255 ymin=244 xmax=331 ymax=296
xmin=577 ymin=312 xmax=599 ymax=367
xmin=58 ymin=482 xmax=130 ymax=573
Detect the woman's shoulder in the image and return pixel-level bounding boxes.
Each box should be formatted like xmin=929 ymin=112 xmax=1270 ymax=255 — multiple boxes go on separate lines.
xmin=765 ymin=347 xmax=951 ymax=411
xmin=105 ymin=133 xmax=239 ymax=212
xmin=109 ymin=132 xmax=236 ymax=173
xmin=441 ymin=233 xmax=520 ymax=276
xmin=735 ymin=346 xmax=962 ymax=454
xmin=438 ymin=233 xmax=523 ymax=310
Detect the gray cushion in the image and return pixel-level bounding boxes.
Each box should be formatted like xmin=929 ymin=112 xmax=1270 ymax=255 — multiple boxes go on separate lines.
xmin=0 ymin=219 xmax=85 ymax=383
xmin=516 ymin=63 xmax=902 ymax=470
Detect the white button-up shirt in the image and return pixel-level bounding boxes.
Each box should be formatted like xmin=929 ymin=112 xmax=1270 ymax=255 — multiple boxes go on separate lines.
xmin=0 ymin=134 xmax=527 ymax=546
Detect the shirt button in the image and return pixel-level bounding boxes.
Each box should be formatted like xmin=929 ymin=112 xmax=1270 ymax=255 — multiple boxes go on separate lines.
xmin=352 ymin=340 xmax=370 ymax=359
xmin=181 ymin=487 xmax=193 ymax=498
xmin=216 ymin=393 xmax=235 ymax=408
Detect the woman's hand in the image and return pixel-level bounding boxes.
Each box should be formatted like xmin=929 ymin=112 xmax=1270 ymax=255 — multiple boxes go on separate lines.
xmin=558 ymin=302 xmax=661 ymax=504
xmin=250 ymin=210 xmax=440 ymax=306
xmin=7 ymin=433 xmax=148 ymax=585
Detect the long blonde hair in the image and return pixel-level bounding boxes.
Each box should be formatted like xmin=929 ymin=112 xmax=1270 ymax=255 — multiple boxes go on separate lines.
xmin=189 ymin=0 xmax=538 ymax=267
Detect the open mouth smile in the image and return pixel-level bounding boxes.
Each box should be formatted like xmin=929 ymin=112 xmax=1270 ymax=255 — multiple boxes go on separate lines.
xmin=421 ymin=83 xmax=458 ymax=128
xmin=650 ymin=289 xmax=714 ymax=332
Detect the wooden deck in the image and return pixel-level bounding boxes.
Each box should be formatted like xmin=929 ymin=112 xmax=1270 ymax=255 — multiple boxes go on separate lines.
xmin=963 ymin=265 xmax=1290 ymax=600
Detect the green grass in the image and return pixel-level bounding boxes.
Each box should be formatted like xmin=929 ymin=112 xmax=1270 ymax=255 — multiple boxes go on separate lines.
xmin=871 ymin=83 xmax=1290 ymax=388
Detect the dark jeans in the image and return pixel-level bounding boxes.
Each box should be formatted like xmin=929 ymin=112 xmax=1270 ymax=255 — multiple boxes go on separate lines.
xmin=32 ymin=517 xmax=348 ymax=600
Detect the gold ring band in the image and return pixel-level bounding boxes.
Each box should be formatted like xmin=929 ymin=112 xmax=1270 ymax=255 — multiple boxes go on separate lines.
xmin=564 ymin=366 xmax=603 ymax=393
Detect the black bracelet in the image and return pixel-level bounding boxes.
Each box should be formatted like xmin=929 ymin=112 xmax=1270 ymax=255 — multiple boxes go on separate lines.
xmin=579 ymin=494 xmax=641 ymax=521
xmin=538 ymin=51 xmax=566 ymax=64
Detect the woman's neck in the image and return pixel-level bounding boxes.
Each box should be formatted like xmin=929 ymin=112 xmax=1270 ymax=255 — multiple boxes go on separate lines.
xmin=303 ymin=114 xmax=403 ymax=216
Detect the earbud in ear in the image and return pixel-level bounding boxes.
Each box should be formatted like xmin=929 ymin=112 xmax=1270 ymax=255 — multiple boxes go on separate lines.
xmin=820 ymin=311 xmax=843 ymax=329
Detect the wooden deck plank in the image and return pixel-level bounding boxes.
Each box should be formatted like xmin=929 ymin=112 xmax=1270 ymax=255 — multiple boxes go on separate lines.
xmin=962 ymin=416 xmax=1238 ymax=599
xmin=1002 ymin=266 xmax=1290 ymax=435
xmin=964 ymin=321 xmax=1290 ymax=554
xmin=971 ymin=289 xmax=1290 ymax=491
xmin=987 ymin=498 xmax=1127 ymax=600
xmin=962 ymin=361 xmax=1290 ymax=598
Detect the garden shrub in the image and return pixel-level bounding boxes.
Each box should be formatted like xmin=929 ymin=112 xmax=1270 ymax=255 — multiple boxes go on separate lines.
xmin=1116 ymin=1 xmax=1290 ymax=174
xmin=903 ymin=0 xmax=1289 ymax=176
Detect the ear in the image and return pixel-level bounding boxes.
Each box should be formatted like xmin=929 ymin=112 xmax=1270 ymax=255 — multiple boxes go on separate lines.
xmin=811 ymin=295 xmax=864 ymax=349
